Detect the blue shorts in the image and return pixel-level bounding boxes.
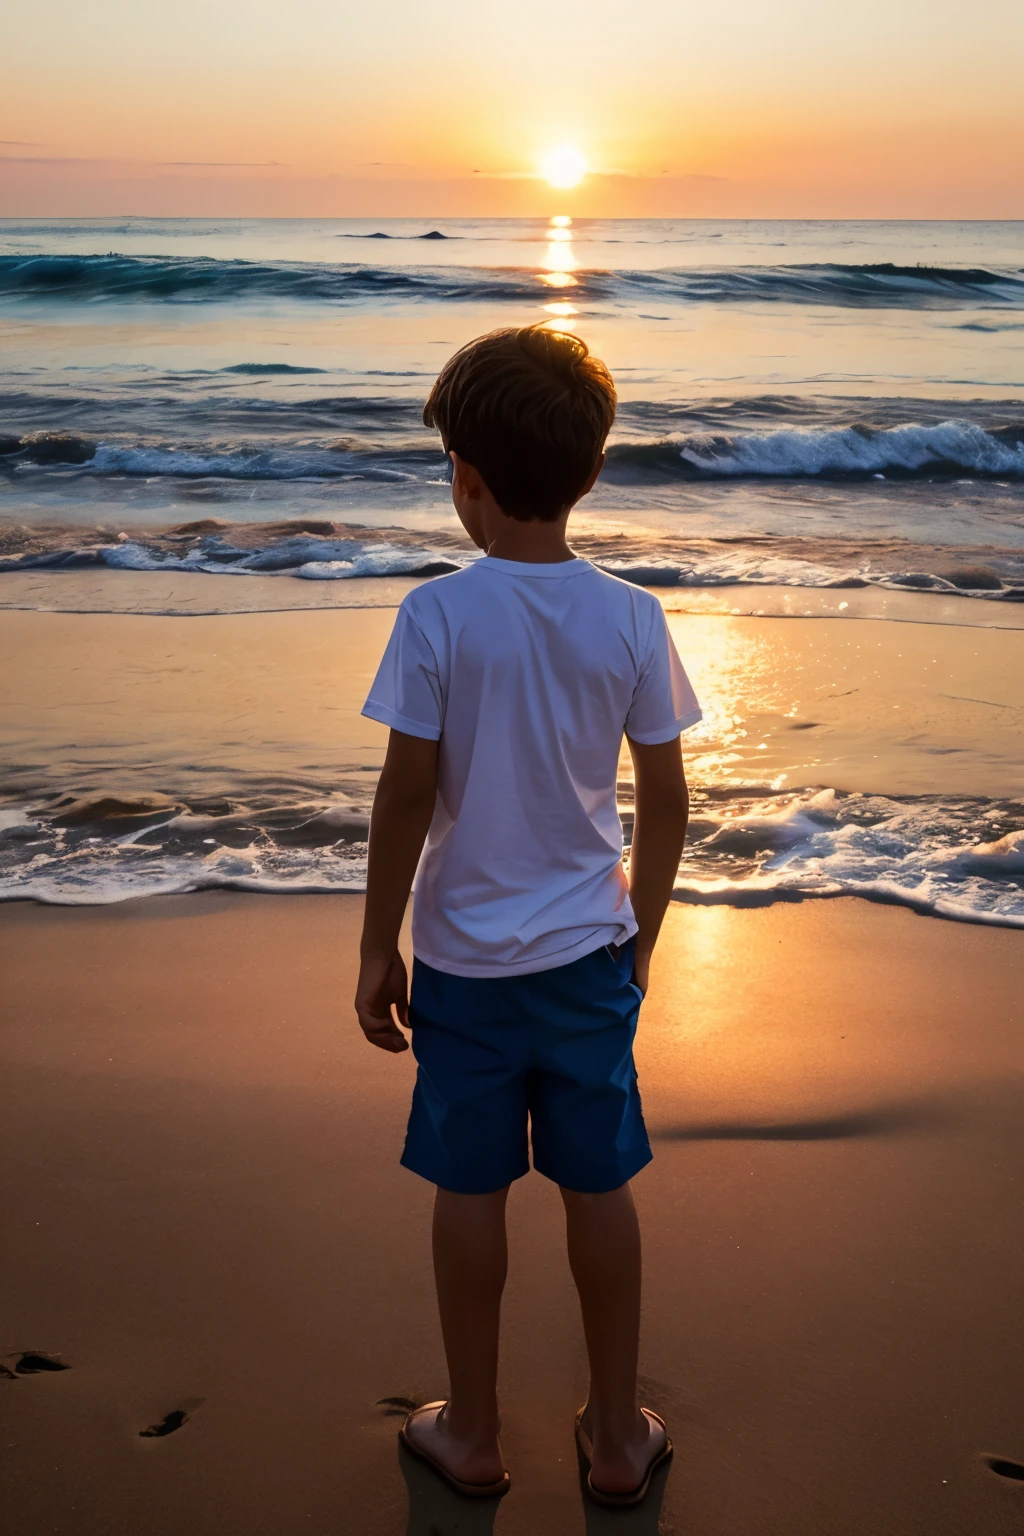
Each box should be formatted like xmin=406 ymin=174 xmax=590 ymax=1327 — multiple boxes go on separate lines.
xmin=401 ymin=939 xmax=652 ymax=1195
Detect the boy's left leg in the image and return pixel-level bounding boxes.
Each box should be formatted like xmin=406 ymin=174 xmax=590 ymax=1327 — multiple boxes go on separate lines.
xmin=403 ymin=1185 xmax=510 ymax=1485
xmin=561 ymin=1182 xmax=668 ymax=1494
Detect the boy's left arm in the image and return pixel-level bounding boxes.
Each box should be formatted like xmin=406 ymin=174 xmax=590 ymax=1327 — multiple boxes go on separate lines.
xmin=626 ymin=734 xmax=690 ymax=996
xmin=355 ymin=728 xmax=439 ymax=1052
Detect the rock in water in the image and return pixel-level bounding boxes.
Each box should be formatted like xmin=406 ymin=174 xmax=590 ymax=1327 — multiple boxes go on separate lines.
xmin=939 ymin=566 xmax=1004 ymax=590
xmin=18 ymin=431 xmax=97 ymax=465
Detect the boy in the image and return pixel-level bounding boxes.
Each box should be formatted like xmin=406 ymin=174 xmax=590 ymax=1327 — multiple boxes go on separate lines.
xmin=355 ymin=325 xmax=701 ymax=1508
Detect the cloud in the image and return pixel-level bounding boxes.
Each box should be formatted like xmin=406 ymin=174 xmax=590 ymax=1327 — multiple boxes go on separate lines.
xmin=0 ymin=155 xmax=116 ymax=165
xmin=0 ymin=154 xmax=288 ymax=169
xmin=158 ymin=160 xmax=287 ymax=167
xmin=0 ymin=139 xmax=45 ymax=146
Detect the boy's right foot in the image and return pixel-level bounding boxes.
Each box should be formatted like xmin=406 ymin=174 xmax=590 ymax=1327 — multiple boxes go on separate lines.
xmin=577 ymin=1406 xmax=671 ymax=1498
xmin=401 ymin=1402 xmax=509 ymax=1493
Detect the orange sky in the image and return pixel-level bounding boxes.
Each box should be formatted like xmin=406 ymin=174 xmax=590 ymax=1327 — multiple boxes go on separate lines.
xmin=2 ymin=0 xmax=1022 ymax=218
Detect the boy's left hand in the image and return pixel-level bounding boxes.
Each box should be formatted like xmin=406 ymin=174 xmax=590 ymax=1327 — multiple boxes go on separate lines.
xmin=355 ymin=950 xmax=411 ymax=1052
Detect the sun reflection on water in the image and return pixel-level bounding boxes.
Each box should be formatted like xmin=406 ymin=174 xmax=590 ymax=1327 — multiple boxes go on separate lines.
xmin=538 ymin=213 xmax=579 ymax=290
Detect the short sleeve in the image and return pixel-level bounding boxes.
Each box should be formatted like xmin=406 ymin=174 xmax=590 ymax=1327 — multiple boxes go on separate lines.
xmin=361 ymin=604 xmax=443 ymax=740
xmin=625 ymin=603 xmax=703 ymax=744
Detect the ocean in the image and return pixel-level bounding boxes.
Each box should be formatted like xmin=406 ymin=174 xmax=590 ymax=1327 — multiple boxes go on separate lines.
xmin=1 ymin=215 xmax=1022 ymax=921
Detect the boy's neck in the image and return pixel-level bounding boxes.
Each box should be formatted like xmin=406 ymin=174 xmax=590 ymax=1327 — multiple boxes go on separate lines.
xmin=483 ymin=511 xmax=575 ymax=565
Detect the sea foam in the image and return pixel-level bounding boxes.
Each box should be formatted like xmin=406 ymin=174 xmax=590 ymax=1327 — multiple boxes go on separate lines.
xmin=3 ymin=785 xmax=1022 ymax=927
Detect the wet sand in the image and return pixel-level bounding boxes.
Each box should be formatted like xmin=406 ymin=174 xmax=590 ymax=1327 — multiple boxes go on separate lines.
xmin=4 ymin=599 xmax=1023 ymax=804
xmin=2 ymin=892 xmax=1023 ymax=1535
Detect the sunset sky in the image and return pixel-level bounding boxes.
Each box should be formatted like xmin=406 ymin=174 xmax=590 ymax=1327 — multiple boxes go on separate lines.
xmin=2 ymin=0 xmax=1021 ymax=218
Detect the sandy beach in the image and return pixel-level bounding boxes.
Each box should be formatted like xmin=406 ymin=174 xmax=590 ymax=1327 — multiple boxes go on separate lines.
xmin=2 ymin=891 xmax=1022 ymax=1534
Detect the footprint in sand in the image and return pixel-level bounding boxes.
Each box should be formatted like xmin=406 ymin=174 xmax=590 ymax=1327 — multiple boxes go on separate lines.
xmin=375 ymin=1395 xmax=422 ymax=1418
xmin=0 ymin=1351 xmax=70 ymax=1379
xmin=139 ymin=1397 xmax=205 ymax=1438
xmin=139 ymin=1410 xmax=190 ymax=1438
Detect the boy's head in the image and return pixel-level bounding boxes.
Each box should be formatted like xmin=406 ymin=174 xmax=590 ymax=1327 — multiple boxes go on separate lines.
xmin=423 ymin=325 xmax=616 ymax=523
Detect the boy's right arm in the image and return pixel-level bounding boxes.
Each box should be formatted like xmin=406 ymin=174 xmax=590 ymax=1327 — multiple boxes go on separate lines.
xmin=355 ymin=728 xmax=439 ymax=1052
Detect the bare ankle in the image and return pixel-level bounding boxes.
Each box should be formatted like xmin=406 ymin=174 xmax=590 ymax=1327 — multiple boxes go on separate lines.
xmin=443 ymin=1401 xmax=500 ymax=1445
xmin=584 ymin=1401 xmax=645 ymax=1447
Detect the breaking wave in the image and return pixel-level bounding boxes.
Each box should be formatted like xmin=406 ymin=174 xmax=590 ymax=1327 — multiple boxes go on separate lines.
xmin=3 ymin=785 xmax=1022 ymax=926
xmin=667 ymin=420 xmax=1024 ymax=479
xmin=0 ymin=533 xmax=464 ymax=580
xmin=2 ymin=253 xmax=1023 ymax=309
xmin=670 ymin=788 xmax=1024 ymax=928
xmin=3 ymin=417 xmax=1024 ymax=483
xmin=3 ymin=524 xmax=1024 ymax=599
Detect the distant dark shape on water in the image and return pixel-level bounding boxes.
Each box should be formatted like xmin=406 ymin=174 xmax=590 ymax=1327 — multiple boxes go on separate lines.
xmin=0 ymin=430 xmax=96 ymax=464
xmin=419 ymin=230 xmax=448 ymax=240
xmin=223 ymin=362 xmax=327 ymax=375
xmin=939 ymin=565 xmax=1004 ymax=591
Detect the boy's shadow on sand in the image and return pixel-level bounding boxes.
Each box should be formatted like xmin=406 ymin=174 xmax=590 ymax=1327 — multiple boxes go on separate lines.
xmin=573 ymin=1453 xmax=671 ymax=1536
xmin=399 ymin=1446 xmax=503 ymax=1535
xmin=399 ymin=1442 xmax=670 ymax=1535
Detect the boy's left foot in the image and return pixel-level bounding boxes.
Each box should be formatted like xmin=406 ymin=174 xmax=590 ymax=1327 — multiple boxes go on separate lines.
xmin=400 ymin=1402 xmax=510 ymax=1498
xmin=575 ymin=1406 xmax=673 ymax=1506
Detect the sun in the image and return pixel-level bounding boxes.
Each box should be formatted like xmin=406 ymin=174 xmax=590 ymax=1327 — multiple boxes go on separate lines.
xmin=540 ymin=146 xmax=587 ymax=189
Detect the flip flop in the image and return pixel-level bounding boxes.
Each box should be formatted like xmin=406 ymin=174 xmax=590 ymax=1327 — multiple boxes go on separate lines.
xmin=399 ymin=1401 xmax=511 ymax=1500
xmin=574 ymin=1406 xmax=673 ymax=1509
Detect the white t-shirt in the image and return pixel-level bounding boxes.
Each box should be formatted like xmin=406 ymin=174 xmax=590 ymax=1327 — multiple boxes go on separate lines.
xmin=362 ymin=556 xmax=702 ymax=978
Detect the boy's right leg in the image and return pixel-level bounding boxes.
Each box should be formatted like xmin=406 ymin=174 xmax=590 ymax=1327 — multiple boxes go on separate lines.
xmin=403 ymin=1185 xmax=510 ymax=1485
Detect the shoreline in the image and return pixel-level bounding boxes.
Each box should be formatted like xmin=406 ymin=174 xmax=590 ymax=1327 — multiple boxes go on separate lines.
xmin=4 ymin=570 xmax=1024 ymax=628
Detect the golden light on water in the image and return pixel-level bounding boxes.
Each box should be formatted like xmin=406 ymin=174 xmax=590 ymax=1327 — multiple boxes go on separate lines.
xmin=538 ymin=211 xmax=579 ymax=289
xmin=540 ymin=146 xmax=587 ymax=189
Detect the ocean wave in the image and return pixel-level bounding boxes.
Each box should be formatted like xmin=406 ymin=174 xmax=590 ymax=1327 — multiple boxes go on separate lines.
xmin=0 ymin=254 xmax=543 ymax=305
xmin=669 ymin=788 xmax=1024 ymax=927
xmin=86 ymin=442 xmax=429 ymax=481
xmin=3 ymin=415 xmax=1023 ymax=483
xmin=619 ymin=262 xmax=1024 ymax=308
xmin=661 ymin=420 xmax=1024 ymax=480
xmin=2 ymin=254 xmax=1022 ymax=309
xmin=0 ymin=434 xmax=445 ymax=479
xmin=3 ymin=785 xmax=1022 ymax=925
xmin=0 ymin=533 xmax=462 ymax=579
xmin=3 ymin=525 xmax=1023 ymax=598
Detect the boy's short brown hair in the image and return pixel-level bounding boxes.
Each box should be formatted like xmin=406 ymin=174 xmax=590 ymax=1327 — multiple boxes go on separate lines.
xmin=423 ymin=325 xmax=616 ymax=522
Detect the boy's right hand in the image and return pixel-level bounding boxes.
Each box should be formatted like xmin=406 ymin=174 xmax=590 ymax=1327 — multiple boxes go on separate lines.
xmin=355 ymin=949 xmax=411 ymax=1052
